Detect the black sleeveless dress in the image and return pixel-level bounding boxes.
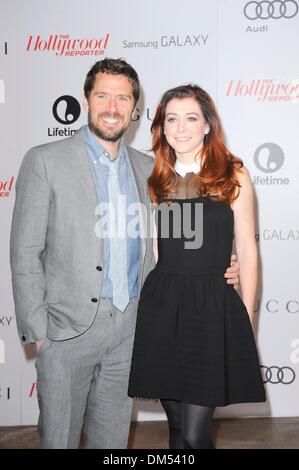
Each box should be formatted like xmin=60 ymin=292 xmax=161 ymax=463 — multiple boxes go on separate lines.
xmin=128 ymin=174 xmax=266 ymax=406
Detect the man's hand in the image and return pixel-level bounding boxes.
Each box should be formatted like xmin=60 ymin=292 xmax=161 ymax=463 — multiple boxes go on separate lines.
xmin=224 ymin=254 xmax=240 ymax=289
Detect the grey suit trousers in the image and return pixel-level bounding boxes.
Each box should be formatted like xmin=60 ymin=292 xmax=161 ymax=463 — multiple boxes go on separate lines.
xmin=35 ymin=297 xmax=138 ymax=449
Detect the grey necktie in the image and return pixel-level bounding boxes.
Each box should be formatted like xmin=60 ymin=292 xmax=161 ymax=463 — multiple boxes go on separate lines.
xmin=107 ymin=161 xmax=129 ymax=312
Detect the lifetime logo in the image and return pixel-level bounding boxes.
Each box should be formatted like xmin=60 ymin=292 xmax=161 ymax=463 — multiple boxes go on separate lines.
xmin=0 ymin=176 xmax=14 ymax=198
xmin=0 ymin=339 xmax=5 ymax=364
xmin=244 ymin=0 xmax=299 ymax=19
xmin=52 ymin=95 xmax=81 ymax=125
xmin=0 ymin=79 xmax=5 ymax=103
xmin=254 ymin=143 xmax=284 ymax=173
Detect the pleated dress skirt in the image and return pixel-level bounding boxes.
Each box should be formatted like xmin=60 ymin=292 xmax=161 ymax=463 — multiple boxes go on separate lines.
xmin=128 ymin=197 xmax=266 ymax=406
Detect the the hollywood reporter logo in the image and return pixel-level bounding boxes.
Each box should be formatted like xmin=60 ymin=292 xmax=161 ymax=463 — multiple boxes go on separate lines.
xmin=226 ymin=79 xmax=299 ymax=102
xmin=0 ymin=176 xmax=14 ymax=198
xmin=26 ymin=33 xmax=110 ymax=57
xmin=28 ymin=383 xmax=36 ymax=398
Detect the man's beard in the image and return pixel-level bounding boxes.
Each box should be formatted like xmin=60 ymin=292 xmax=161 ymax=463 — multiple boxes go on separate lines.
xmin=88 ymin=111 xmax=128 ymax=143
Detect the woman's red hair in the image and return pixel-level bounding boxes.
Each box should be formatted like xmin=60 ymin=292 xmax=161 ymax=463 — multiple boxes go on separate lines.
xmin=148 ymin=84 xmax=243 ymax=204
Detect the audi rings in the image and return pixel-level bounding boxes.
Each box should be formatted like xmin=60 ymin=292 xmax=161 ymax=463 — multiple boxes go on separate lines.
xmin=244 ymin=0 xmax=298 ymax=19
xmin=261 ymin=366 xmax=296 ymax=384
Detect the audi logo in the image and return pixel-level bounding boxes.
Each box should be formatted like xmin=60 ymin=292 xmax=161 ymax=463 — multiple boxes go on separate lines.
xmin=261 ymin=366 xmax=296 ymax=384
xmin=244 ymin=0 xmax=299 ymax=19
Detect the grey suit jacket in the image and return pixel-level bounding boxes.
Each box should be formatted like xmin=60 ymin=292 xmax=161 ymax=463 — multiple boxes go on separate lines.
xmin=10 ymin=127 xmax=155 ymax=344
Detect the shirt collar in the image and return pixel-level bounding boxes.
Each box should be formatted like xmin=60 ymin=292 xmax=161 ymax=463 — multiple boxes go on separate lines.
xmin=174 ymin=159 xmax=201 ymax=177
xmin=84 ymin=124 xmax=125 ymax=164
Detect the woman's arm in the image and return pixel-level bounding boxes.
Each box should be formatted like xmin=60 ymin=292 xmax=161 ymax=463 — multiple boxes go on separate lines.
xmin=152 ymin=207 xmax=159 ymax=263
xmin=153 ymin=220 xmax=158 ymax=263
xmin=231 ymin=166 xmax=258 ymax=324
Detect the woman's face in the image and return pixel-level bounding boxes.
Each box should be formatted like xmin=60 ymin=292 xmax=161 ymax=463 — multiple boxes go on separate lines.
xmin=164 ymin=97 xmax=210 ymax=162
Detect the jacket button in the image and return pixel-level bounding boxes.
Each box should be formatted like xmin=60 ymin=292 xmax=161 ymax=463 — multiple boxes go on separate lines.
xmin=21 ymin=335 xmax=26 ymax=342
xmin=96 ymin=266 xmax=102 ymax=271
xmin=91 ymin=298 xmax=98 ymax=303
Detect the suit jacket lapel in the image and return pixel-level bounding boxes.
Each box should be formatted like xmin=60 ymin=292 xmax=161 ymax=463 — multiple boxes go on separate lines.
xmin=71 ymin=131 xmax=98 ymax=204
xmin=68 ymin=128 xmax=103 ymax=240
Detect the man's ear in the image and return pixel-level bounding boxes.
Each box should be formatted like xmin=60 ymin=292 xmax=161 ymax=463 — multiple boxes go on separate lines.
xmin=83 ymin=96 xmax=89 ymax=113
xmin=131 ymin=106 xmax=137 ymax=120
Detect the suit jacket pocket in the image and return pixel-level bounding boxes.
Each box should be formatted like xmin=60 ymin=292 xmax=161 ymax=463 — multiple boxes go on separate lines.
xmin=44 ymin=275 xmax=63 ymax=304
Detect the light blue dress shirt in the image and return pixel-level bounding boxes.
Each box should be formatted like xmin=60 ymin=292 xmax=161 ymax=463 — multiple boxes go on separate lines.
xmin=83 ymin=125 xmax=140 ymax=299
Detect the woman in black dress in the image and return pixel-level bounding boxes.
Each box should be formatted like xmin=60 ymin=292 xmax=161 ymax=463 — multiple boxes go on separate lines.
xmin=128 ymin=84 xmax=266 ymax=449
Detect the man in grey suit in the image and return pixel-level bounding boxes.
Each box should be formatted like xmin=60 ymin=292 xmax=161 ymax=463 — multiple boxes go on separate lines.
xmin=10 ymin=58 xmax=239 ymax=449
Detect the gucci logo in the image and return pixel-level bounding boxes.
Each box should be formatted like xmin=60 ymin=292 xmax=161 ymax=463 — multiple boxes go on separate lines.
xmin=244 ymin=1 xmax=299 ymax=19
xmin=261 ymin=365 xmax=296 ymax=384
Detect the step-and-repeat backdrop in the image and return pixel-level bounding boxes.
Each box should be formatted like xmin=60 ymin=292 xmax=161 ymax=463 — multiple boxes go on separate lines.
xmin=0 ymin=0 xmax=298 ymax=425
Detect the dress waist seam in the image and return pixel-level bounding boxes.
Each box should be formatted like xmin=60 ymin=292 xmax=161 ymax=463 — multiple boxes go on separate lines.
xmin=155 ymin=264 xmax=227 ymax=276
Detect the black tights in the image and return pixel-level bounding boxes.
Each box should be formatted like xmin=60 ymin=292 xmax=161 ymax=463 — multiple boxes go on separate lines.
xmin=160 ymin=399 xmax=215 ymax=449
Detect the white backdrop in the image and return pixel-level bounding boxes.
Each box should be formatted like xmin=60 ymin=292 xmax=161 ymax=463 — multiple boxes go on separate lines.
xmin=0 ymin=0 xmax=299 ymax=425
